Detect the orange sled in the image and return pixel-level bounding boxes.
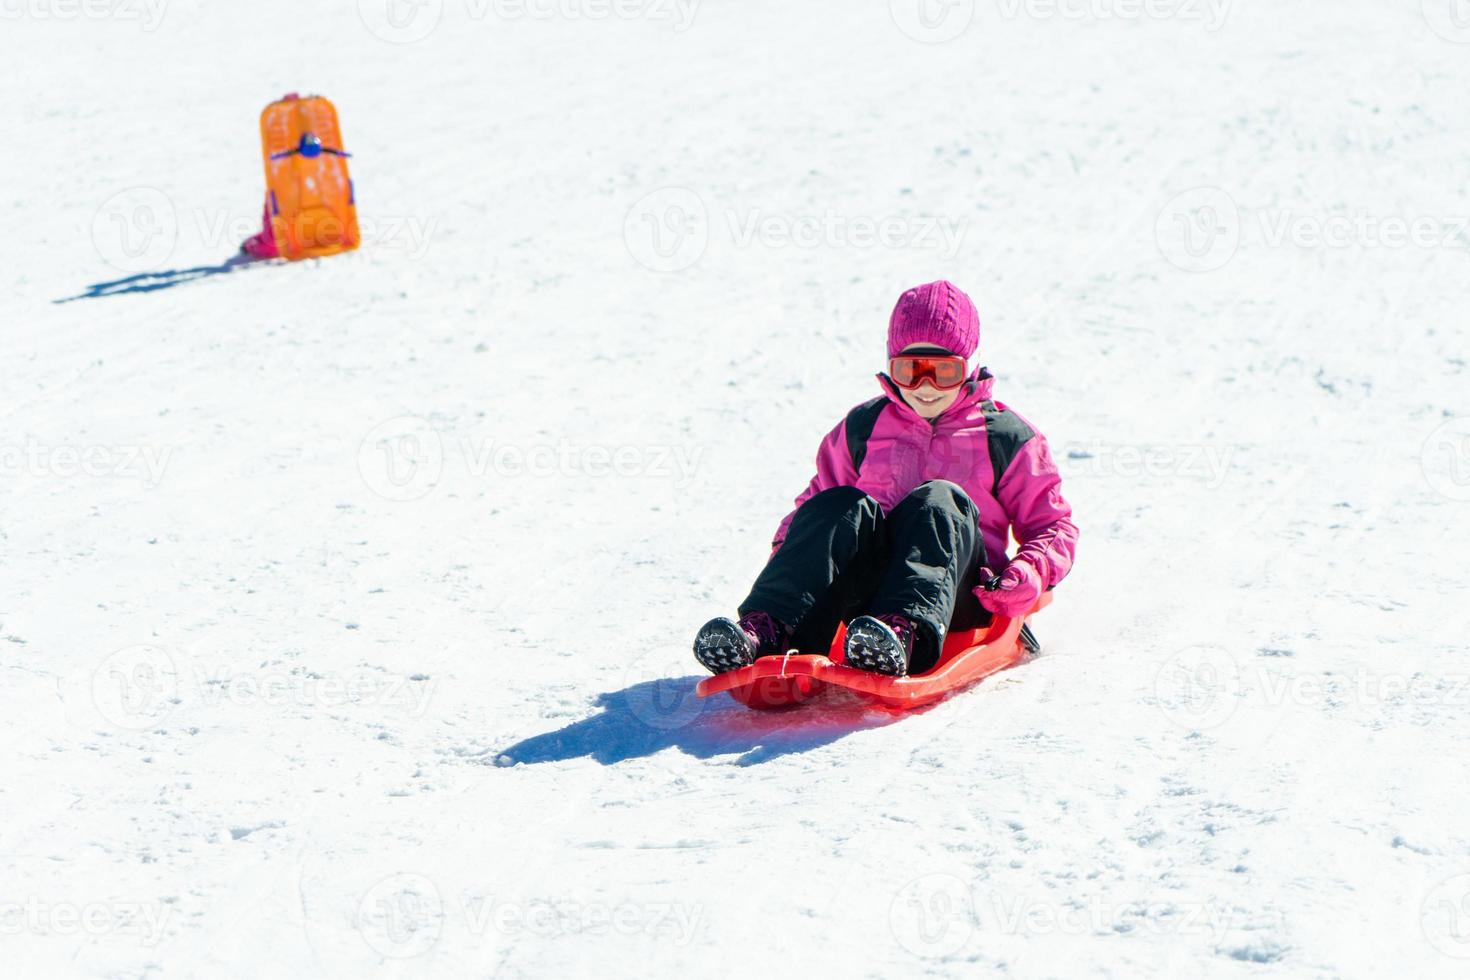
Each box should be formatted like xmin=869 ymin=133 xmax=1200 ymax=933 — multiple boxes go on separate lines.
xmin=697 ymin=593 xmax=1052 ymax=710
xmin=258 ymin=94 xmax=360 ymax=260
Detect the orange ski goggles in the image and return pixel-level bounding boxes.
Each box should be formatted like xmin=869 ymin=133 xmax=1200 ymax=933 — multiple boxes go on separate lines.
xmin=888 ymin=354 xmax=968 ymax=390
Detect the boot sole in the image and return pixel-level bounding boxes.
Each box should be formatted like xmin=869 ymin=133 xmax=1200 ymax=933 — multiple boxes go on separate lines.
xmin=693 ymin=618 xmax=757 ymax=675
xmin=843 ymin=617 xmax=908 ymax=676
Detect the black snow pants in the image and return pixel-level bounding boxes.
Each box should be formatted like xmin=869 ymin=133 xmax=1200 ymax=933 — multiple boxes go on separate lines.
xmin=739 ymin=480 xmax=991 ymax=675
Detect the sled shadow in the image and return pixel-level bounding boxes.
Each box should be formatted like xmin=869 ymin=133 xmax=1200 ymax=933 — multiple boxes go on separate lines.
xmin=495 ymin=676 xmax=916 ymax=768
xmin=54 ymin=254 xmax=261 ymax=303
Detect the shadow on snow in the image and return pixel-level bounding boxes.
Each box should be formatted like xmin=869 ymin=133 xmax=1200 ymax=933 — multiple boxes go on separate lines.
xmin=494 ymin=675 xmax=925 ymax=767
xmin=54 ymin=254 xmax=263 ymax=303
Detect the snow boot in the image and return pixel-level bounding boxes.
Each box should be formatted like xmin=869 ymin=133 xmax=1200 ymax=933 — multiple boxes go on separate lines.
xmin=843 ymin=613 xmax=916 ymax=676
xmin=693 ymin=611 xmax=791 ymax=675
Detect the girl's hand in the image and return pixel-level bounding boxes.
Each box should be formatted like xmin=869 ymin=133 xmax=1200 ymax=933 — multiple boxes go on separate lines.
xmin=975 ymin=562 xmax=1043 ymax=619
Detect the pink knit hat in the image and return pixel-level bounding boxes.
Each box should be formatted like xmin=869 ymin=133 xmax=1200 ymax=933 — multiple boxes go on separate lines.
xmin=886 ymin=280 xmax=981 ymax=359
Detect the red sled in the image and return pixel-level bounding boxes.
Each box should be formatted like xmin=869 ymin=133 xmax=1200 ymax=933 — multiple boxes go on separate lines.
xmin=696 ymin=593 xmax=1052 ymax=711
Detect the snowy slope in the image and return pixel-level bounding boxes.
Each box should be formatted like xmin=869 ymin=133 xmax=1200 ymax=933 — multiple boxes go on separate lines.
xmin=3 ymin=0 xmax=1470 ymax=976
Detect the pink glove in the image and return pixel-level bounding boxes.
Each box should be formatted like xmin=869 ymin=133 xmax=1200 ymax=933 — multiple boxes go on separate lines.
xmin=975 ymin=562 xmax=1044 ymax=619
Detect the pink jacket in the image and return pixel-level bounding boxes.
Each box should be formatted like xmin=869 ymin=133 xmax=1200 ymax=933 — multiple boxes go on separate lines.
xmin=773 ymin=369 xmax=1078 ymax=590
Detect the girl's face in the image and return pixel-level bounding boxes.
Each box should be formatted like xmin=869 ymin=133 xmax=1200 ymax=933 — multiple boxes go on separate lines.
xmin=896 ymin=343 xmax=965 ymax=419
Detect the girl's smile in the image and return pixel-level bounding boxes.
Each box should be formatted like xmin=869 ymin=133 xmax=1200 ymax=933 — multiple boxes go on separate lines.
xmin=895 ymin=343 xmax=965 ymax=419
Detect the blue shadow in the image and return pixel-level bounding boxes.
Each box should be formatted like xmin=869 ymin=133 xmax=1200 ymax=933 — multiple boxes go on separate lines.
xmin=54 ymin=253 xmax=262 ymax=303
xmin=495 ymin=676 xmax=911 ymax=767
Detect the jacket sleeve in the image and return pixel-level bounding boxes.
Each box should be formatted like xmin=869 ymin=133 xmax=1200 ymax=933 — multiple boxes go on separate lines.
xmin=995 ymin=432 xmax=1078 ymax=589
xmin=770 ymin=417 xmax=860 ymax=552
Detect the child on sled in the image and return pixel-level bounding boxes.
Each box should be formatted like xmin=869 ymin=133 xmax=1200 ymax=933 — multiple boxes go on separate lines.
xmin=694 ymin=280 xmax=1079 ymax=677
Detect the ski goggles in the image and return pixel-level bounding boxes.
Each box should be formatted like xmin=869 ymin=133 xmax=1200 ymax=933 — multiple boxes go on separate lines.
xmin=888 ymin=354 xmax=969 ymax=391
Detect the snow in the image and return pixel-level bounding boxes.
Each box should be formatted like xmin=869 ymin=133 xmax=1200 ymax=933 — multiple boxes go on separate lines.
xmin=3 ymin=0 xmax=1470 ymax=976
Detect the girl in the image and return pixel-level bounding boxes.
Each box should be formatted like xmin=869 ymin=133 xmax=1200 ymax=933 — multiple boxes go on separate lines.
xmin=693 ymin=280 xmax=1079 ymax=677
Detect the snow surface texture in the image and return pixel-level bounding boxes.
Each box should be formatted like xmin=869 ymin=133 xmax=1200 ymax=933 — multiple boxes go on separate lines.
xmin=3 ymin=1 xmax=1470 ymax=977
